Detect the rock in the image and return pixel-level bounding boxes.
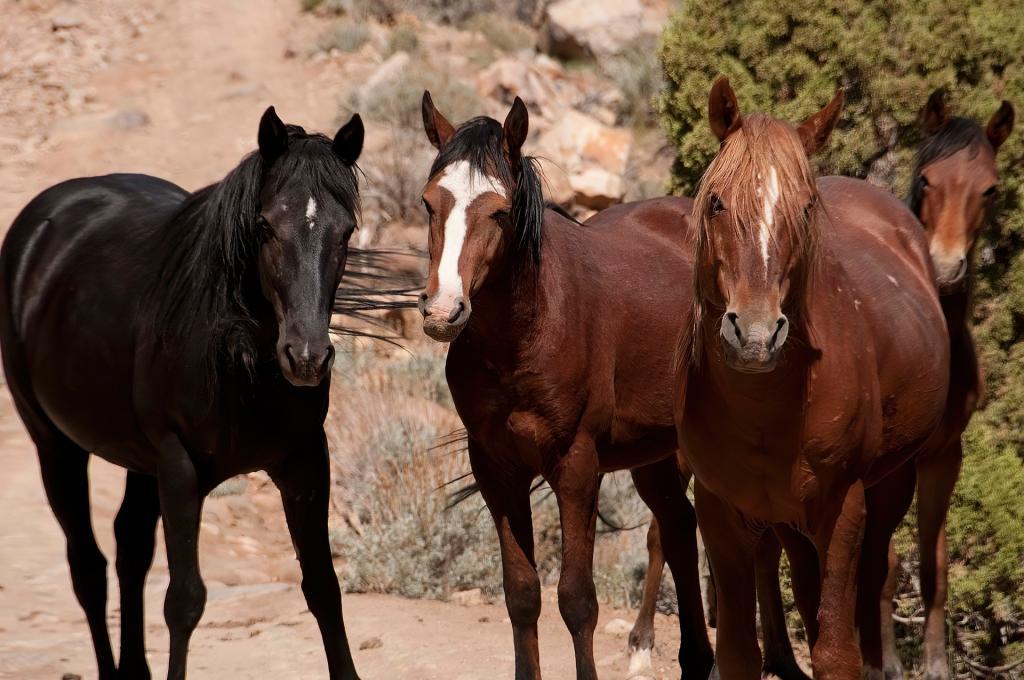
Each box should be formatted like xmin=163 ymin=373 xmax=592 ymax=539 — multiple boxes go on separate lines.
xmin=450 ymin=588 xmax=484 ymax=606
xmin=51 ymin=13 xmax=85 ymax=30
xmin=602 ymin=617 xmax=633 ymax=636
xmin=541 ymin=0 xmax=664 ymax=60
xmin=107 ymin=108 xmax=150 ymax=130
xmin=534 ymin=157 xmax=574 ymax=206
xmin=536 ymin=110 xmax=632 ymax=207
xmin=359 ymin=636 xmax=384 ymax=650
xmin=570 ymin=167 xmax=624 ymax=209
xmin=475 ymin=56 xmax=575 ymax=120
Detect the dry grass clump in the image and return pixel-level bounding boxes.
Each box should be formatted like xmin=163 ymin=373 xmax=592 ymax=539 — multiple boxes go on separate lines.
xmin=315 ymin=20 xmax=371 ymax=54
xmin=461 ymin=12 xmax=536 ymax=53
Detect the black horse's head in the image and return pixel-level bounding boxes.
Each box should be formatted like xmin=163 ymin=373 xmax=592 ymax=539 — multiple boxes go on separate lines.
xmin=254 ymin=107 xmax=363 ymax=386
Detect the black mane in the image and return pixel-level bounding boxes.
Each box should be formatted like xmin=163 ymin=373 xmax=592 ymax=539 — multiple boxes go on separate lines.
xmin=429 ymin=116 xmax=545 ymax=263
xmin=148 ymin=124 xmax=360 ymax=381
xmin=908 ymin=117 xmax=990 ymax=217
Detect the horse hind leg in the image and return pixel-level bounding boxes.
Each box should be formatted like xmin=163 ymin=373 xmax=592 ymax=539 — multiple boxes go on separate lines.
xmin=632 ymin=461 xmax=714 ymax=680
xmin=626 ymin=518 xmax=665 ymax=679
xmin=114 ymin=471 xmax=160 ymax=680
xmin=37 ymin=442 xmax=117 ymax=680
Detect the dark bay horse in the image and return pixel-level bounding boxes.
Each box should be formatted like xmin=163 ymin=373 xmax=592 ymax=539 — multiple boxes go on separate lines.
xmin=857 ymin=89 xmax=1014 ymax=680
xmin=417 ymin=91 xmax=714 ymax=679
xmin=675 ymin=77 xmax=950 ymax=679
xmin=0 ymin=107 xmax=365 ymax=680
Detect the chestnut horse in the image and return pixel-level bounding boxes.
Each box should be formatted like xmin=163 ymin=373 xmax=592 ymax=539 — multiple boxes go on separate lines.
xmin=417 ymin=91 xmax=714 ymax=679
xmin=0 ymin=108 xmax=365 ymax=680
xmin=857 ymin=89 xmax=1014 ymax=680
xmin=675 ymin=77 xmax=949 ymax=679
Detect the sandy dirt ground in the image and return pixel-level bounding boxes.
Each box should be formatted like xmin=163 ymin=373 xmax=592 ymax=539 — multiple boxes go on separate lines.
xmin=0 ymin=0 xmax=696 ymax=677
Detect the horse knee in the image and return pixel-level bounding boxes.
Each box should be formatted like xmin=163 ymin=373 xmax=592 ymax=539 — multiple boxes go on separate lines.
xmin=67 ymin=541 xmax=107 ymax=603
xmin=557 ymin=576 xmax=597 ymax=634
xmin=165 ymin=576 xmax=206 ymax=635
xmin=504 ymin=569 xmax=540 ymax=627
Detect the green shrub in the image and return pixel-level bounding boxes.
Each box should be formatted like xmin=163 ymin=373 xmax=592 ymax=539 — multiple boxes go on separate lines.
xmin=660 ymin=0 xmax=1024 ymax=667
xmin=315 ymin=20 xmax=370 ymax=54
xmin=385 ymin=23 xmax=420 ymax=56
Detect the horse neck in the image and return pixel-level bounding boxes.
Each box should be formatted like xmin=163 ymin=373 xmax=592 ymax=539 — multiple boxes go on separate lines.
xmin=459 ymin=216 xmax=558 ymax=360
xmin=940 ymin=272 xmax=973 ymax=346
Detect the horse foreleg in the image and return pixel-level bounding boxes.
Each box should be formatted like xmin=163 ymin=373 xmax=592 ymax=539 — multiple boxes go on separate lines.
xmin=271 ymin=434 xmax=359 ymax=680
xmin=469 ymin=440 xmax=542 ymax=680
xmin=755 ymin=531 xmax=810 ymax=680
xmin=632 ymin=461 xmax=714 ymax=680
xmin=625 ymin=518 xmax=664 ymax=679
xmin=551 ymin=435 xmax=601 ymax=680
xmin=857 ymin=463 xmax=914 ymax=680
xmin=156 ymin=436 xmax=206 ymax=680
xmin=694 ymin=481 xmax=761 ymax=680
xmin=916 ymin=440 xmax=962 ymax=680
xmin=811 ymin=481 xmax=866 ymax=680
xmin=38 ymin=444 xmax=116 ymax=680
xmin=114 ymin=471 xmax=160 ymax=680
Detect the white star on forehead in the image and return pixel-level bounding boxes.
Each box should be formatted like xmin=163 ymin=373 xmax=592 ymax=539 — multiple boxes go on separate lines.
xmin=305 ymin=196 xmax=317 ymax=231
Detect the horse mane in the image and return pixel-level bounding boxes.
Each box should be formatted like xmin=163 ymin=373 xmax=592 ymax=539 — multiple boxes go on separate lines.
xmin=429 ymin=116 xmax=545 ymax=264
xmin=148 ymin=124 xmax=360 ymax=386
xmin=682 ymin=114 xmax=821 ymax=368
xmin=907 ymin=117 xmax=989 ymax=217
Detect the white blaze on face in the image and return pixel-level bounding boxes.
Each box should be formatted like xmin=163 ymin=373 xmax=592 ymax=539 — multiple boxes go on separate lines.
xmin=305 ymin=196 xmax=317 ymax=231
xmin=758 ymin=166 xmax=780 ymax=276
xmin=434 ymin=160 xmax=505 ymax=309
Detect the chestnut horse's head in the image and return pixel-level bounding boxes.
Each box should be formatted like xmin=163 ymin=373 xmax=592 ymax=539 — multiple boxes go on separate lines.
xmin=909 ymin=90 xmax=1014 ymax=293
xmin=692 ymin=77 xmax=843 ymax=373
xmin=417 ymin=92 xmax=543 ymax=342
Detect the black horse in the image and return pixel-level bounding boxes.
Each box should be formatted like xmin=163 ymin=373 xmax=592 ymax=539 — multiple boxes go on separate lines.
xmin=0 ymin=107 xmax=365 ymax=680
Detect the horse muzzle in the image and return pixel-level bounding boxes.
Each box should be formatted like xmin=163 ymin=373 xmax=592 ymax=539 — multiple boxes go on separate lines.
xmin=278 ymin=339 xmax=335 ymax=387
xmin=419 ymin=292 xmax=471 ymax=342
xmin=719 ymin=312 xmax=788 ymax=374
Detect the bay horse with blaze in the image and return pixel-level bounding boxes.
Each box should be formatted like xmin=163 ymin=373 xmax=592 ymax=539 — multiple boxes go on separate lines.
xmin=0 ymin=108 xmax=365 ymax=680
xmin=675 ymin=77 xmax=950 ymax=679
xmin=857 ymin=89 xmax=1014 ymax=680
xmin=417 ymin=91 xmax=715 ymax=679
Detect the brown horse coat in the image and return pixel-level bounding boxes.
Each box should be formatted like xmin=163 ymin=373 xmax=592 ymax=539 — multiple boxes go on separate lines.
xmin=676 ymin=78 xmax=949 ymax=680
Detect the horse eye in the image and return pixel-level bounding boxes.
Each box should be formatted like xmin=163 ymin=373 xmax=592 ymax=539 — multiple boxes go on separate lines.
xmin=983 ymin=185 xmax=998 ymax=199
xmin=257 ymin=215 xmax=273 ymax=239
xmin=920 ymin=176 xmax=930 ymax=190
xmin=492 ymin=209 xmax=510 ymax=222
xmin=710 ymin=195 xmax=725 ymax=215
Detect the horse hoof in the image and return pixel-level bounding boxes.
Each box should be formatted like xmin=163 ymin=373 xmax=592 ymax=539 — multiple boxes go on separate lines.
xmin=626 ymin=646 xmax=654 ymax=679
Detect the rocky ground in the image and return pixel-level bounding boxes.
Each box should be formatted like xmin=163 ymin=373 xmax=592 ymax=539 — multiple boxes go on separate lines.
xmin=0 ymin=0 xmax=707 ymax=678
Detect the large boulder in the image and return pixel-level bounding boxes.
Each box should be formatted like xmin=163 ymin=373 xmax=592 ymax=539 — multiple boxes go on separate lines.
xmin=540 ymin=0 xmax=667 ymax=60
xmin=535 ymin=109 xmax=632 ymax=208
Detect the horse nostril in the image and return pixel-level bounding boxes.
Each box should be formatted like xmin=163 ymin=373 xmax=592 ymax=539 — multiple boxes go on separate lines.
xmin=319 ymin=344 xmax=335 ymax=374
xmin=769 ymin=316 xmax=788 ymax=351
xmin=284 ymin=344 xmax=298 ymax=370
xmin=448 ymin=299 xmax=465 ymax=324
xmin=726 ymin=312 xmax=742 ymax=343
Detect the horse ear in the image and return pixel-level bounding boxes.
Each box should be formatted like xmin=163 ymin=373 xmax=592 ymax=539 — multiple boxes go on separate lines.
xmin=986 ymin=100 xmax=1014 ymax=152
xmin=333 ymin=113 xmax=364 ymax=165
xmin=920 ymin=89 xmax=949 ymax=134
xmin=502 ymin=96 xmax=529 ymax=166
xmin=258 ymin=106 xmax=289 ymax=163
xmin=797 ymin=87 xmax=844 ymax=156
xmin=422 ymin=91 xmax=455 ymax=150
xmin=708 ymin=76 xmax=742 ymax=143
